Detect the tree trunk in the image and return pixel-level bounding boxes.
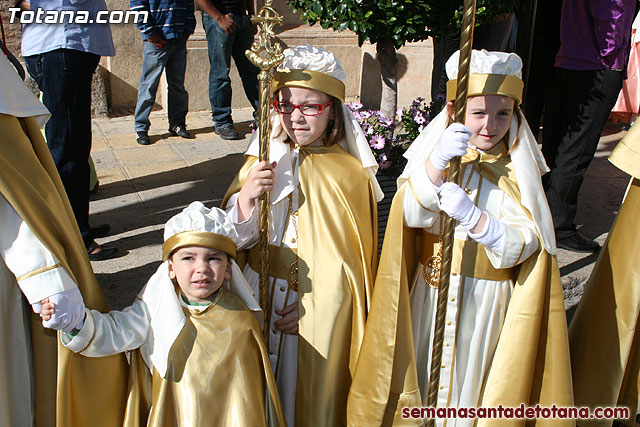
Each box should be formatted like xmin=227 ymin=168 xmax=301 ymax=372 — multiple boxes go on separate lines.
xmin=376 ymin=40 xmax=398 ymax=122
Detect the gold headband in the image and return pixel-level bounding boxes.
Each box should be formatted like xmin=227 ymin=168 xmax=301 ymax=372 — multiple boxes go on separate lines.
xmin=162 ymin=231 xmax=237 ymax=261
xmin=446 ymin=74 xmax=523 ymax=105
xmin=273 ymin=69 xmax=346 ymax=102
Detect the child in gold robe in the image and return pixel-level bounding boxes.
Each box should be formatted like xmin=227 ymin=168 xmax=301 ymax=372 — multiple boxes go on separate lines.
xmin=223 ymin=45 xmax=383 ymax=426
xmin=41 ymin=202 xmax=285 ymax=427
xmin=348 ymin=50 xmax=573 ymax=426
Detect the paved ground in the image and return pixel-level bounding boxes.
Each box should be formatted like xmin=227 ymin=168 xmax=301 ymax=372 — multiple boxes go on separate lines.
xmin=88 ymin=109 xmax=630 ymax=315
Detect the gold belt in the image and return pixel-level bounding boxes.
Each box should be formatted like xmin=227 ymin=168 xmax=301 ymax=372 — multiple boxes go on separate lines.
xmin=247 ymin=244 xmax=298 ymax=287
xmin=420 ymin=231 xmax=513 ymax=282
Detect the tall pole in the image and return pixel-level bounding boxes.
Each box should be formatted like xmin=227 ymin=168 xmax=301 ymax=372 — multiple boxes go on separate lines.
xmin=425 ymin=0 xmax=476 ymax=423
xmin=246 ymin=0 xmax=284 ymax=341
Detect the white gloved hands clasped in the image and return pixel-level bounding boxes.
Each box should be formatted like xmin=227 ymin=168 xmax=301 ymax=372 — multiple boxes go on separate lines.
xmin=429 ymin=123 xmax=471 ymax=171
xmin=39 ymin=287 xmax=86 ymax=334
xmin=439 ymin=182 xmax=482 ymax=230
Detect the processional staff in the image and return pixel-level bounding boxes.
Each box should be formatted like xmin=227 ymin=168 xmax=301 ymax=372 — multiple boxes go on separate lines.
xmin=245 ymin=0 xmax=284 ymax=341
xmin=425 ymin=0 xmax=477 ymax=423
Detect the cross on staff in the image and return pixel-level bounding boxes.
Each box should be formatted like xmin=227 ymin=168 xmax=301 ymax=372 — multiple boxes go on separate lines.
xmin=245 ymin=0 xmax=284 ymax=341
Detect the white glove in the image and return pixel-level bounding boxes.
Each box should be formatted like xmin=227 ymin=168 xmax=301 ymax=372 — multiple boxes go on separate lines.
xmin=42 ymin=288 xmax=86 ymax=334
xmin=429 ymin=123 xmax=471 ymax=171
xmin=439 ymin=182 xmax=482 ymax=229
xmin=468 ymin=213 xmax=506 ymax=253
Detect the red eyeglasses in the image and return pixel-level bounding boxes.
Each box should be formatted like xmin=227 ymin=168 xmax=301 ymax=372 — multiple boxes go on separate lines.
xmin=272 ymin=101 xmax=333 ymax=116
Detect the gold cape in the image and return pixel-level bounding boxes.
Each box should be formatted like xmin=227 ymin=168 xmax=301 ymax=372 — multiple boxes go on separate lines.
xmin=122 ymin=287 xmax=286 ymax=427
xmin=569 ymin=122 xmax=640 ymax=426
xmin=223 ymin=143 xmax=378 ymax=426
xmin=0 ymin=113 xmax=128 ymax=426
xmin=347 ymin=155 xmax=573 ymax=426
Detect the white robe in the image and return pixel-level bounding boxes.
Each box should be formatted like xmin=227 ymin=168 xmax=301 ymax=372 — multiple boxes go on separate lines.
xmin=227 ymin=147 xmax=302 ymax=427
xmin=0 ymin=195 xmax=77 ymax=426
xmin=404 ymin=164 xmax=539 ymax=426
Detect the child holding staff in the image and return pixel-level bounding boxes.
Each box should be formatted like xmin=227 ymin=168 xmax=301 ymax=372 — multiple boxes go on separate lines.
xmin=224 ymin=45 xmax=382 ymax=426
xmin=348 ymin=50 xmax=573 ymax=426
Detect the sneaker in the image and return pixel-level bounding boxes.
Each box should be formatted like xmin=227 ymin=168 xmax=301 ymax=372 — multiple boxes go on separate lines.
xmin=169 ymin=124 xmax=191 ymax=138
xmin=215 ymin=125 xmax=241 ymax=140
xmin=136 ymin=131 xmax=151 ymax=145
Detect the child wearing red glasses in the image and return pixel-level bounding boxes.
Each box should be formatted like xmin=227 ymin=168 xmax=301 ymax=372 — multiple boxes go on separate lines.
xmin=223 ymin=45 xmax=383 ymax=427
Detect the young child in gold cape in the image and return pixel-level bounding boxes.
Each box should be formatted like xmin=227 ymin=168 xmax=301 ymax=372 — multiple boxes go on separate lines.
xmin=347 ymin=50 xmax=573 ymax=426
xmin=41 ymin=202 xmax=285 ymax=427
xmin=223 ymin=45 xmax=383 ymax=426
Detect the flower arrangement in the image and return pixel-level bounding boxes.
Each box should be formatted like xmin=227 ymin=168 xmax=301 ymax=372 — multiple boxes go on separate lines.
xmin=397 ymin=95 xmax=445 ymax=143
xmin=347 ymin=101 xmax=397 ymax=170
xmin=348 ymin=96 xmax=446 ymax=175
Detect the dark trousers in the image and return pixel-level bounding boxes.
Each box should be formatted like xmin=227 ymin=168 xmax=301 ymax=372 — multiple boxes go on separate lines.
xmin=541 ymin=68 xmax=623 ymax=239
xmin=25 ymin=49 xmax=100 ymax=248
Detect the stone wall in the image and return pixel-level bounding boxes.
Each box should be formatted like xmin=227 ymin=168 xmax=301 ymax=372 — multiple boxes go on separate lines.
xmin=2 ymin=0 xmax=434 ymax=117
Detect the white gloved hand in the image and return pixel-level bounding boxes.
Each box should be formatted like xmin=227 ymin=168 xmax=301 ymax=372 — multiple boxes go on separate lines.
xmin=440 ymin=182 xmax=482 ymax=229
xmin=429 ymin=123 xmax=471 ymax=171
xmin=42 ymin=287 xmax=86 ymax=334
xmin=468 ymin=212 xmax=506 ymax=253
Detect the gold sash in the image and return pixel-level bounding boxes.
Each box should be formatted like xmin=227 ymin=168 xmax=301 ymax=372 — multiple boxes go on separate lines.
xmin=420 ymin=232 xmax=513 ymax=282
xmin=247 ymin=244 xmax=297 ymax=281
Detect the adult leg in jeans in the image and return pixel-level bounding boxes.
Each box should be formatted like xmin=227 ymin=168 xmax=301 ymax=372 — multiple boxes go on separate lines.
xmin=134 ymin=42 xmax=171 ymax=133
xmin=25 ymin=49 xmax=99 ymax=249
xmin=231 ymin=14 xmax=259 ymax=116
xmin=203 ymin=11 xmax=235 ymax=128
xmin=542 ymin=68 xmax=623 ymax=240
xmin=165 ymin=38 xmax=189 ymax=129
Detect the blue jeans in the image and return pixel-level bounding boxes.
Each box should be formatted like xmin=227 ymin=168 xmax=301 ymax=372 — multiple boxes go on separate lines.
xmin=25 ymin=49 xmax=99 ymax=247
xmin=202 ymin=11 xmax=259 ymax=127
xmin=134 ymin=38 xmax=189 ymax=132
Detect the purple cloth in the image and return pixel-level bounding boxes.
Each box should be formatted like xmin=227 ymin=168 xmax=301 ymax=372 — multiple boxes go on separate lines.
xmin=555 ymin=0 xmax=635 ymax=71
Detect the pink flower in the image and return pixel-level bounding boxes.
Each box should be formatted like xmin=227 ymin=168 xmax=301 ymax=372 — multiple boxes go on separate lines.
xmin=380 ymin=115 xmax=394 ymax=128
xmin=364 ymin=124 xmax=374 ymax=135
xmin=414 ymin=112 xmax=426 ymax=124
xmin=370 ymin=134 xmax=385 ymax=150
xmin=348 ymin=101 xmax=364 ymax=111
xmin=396 ymin=107 xmax=404 ymax=121
xmin=360 ymin=110 xmax=372 ymax=119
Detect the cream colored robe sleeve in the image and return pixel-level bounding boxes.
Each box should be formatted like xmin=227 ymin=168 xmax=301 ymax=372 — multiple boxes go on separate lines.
xmin=62 ymin=300 xmax=151 ymax=356
xmin=0 ymin=195 xmax=77 ymax=304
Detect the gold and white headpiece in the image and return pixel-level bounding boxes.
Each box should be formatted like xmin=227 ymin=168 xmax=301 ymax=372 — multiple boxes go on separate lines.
xmin=138 ymin=202 xmax=261 ymax=378
xmin=445 ymin=49 xmax=524 ymax=105
xmin=273 ymin=45 xmax=346 ymax=102
xmin=162 ymin=202 xmax=237 ymax=261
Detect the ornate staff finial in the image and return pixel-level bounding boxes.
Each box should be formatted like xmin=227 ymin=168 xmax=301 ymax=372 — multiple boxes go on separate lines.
xmin=245 ymin=0 xmax=285 ymax=341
